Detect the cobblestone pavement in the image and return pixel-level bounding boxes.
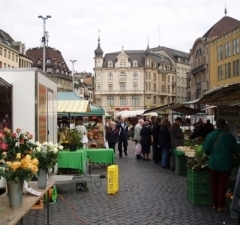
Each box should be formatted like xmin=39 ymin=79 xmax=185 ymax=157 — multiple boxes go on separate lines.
xmin=21 ymin=141 xmax=238 ymax=225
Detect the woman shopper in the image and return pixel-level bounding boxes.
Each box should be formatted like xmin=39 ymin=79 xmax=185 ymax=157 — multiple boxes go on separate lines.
xmin=203 ymin=118 xmax=239 ymax=212
xmin=159 ymin=118 xmax=171 ymax=168
xmin=106 ymin=122 xmax=119 ymax=153
xmin=140 ymin=121 xmax=152 ymax=161
xmin=152 ymin=118 xmax=162 ymax=164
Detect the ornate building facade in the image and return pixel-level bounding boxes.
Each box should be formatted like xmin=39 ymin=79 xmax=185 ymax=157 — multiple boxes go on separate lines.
xmin=93 ymin=38 xmax=189 ymax=115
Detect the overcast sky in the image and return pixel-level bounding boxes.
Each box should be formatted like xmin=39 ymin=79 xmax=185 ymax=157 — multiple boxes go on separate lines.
xmin=1 ymin=0 xmax=240 ymax=74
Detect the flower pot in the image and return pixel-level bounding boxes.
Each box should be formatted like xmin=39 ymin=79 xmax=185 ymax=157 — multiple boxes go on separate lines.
xmin=7 ymin=180 xmax=23 ymax=209
xmin=38 ymin=168 xmax=47 ymax=189
xmin=69 ymin=144 xmax=77 ymax=152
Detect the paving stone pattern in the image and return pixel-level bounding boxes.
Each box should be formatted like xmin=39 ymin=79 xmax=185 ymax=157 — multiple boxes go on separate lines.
xmin=21 ymin=141 xmax=238 ymax=225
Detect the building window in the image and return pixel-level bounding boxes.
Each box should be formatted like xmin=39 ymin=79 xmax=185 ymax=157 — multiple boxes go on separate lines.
xmin=133 ymin=73 xmax=138 ymax=80
xmin=162 ymin=85 xmax=166 ymax=92
xmin=177 ymin=86 xmax=180 ymax=92
xmin=46 ymin=59 xmax=51 ymax=64
xmin=0 ymin=47 xmax=2 ymax=55
xmin=120 ymin=83 xmax=126 ymax=91
xmin=153 ymin=73 xmax=156 ymax=81
xmin=217 ymin=45 xmax=223 ymax=60
xmin=133 ymin=60 xmax=138 ymax=67
xmin=233 ymin=60 xmax=240 ymax=77
xmin=181 ymin=68 xmax=183 ymax=73
xmin=132 ymin=96 xmax=139 ymax=106
xmin=218 ymin=65 xmax=224 ymax=80
xmin=167 ymin=85 xmax=170 ymax=93
xmin=107 ymin=97 xmax=114 ymax=106
xmin=120 ymin=72 xmax=126 ymax=80
xmin=177 ymin=67 xmax=180 ymax=72
xmin=16 ymin=55 xmax=18 ymax=62
xmin=97 ymin=85 xmax=100 ymax=91
xmin=108 ymin=61 xmax=113 ymax=68
xmin=133 ymin=83 xmax=138 ymax=90
xmin=56 ymin=68 xmax=59 ymax=73
xmin=46 ymin=67 xmax=53 ymax=73
xmin=233 ymin=38 xmax=239 ymax=55
xmin=160 ymin=96 xmax=164 ymax=104
xmin=12 ymin=53 xmax=14 ymax=61
xmin=120 ymin=61 xmax=126 ymax=67
xmin=8 ymin=51 xmax=10 ymax=59
xmin=108 ymin=83 xmax=113 ymax=91
xmin=120 ymin=97 xmax=126 ymax=106
xmin=38 ymin=59 xmax=42 ymax=64
xmin=153 ymin=84 xmax=156 ymax=91
xmin=153 ymin=96 xmax=156 ymax=104
xmin=108 ymin=73 xmax=113 ymax=80
xmin=162 ymin=74 xmax=166 ymax=82
xmin=4 ymin=49 xmax=6 ymax=57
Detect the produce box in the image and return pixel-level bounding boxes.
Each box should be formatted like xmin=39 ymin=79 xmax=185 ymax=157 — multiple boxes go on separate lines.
xmin=187 ymin=189 xmax=212 ymax=205
xmin=187 ymin=169 xmax=210 ymax=183
xmin=175 ymin=155 xmax=187 ymax=175
xmin=187 ymin=179 xmax=211 ymax=194
xmin=174 ymin=149 xmax=185 ymax=156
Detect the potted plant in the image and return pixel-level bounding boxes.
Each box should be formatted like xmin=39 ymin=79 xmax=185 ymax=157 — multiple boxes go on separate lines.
xmin=65 ymin=128 xmax=82 ymax=151
xmin=0 ymin=128 xmax=39 ymax=208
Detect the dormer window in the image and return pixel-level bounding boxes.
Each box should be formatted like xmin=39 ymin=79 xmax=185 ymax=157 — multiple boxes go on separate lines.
xmin=46 ymin=59 xmax=51 ymax=64
xmin=55 ymin=60 xmax=58 ymax=65
xmin=108 ymin=61 xmax=113 ymax=68
xmin=38 ymin=59 xmax=42 ymax=64
xmin=133 ymin=60 xmax=138 ymax=67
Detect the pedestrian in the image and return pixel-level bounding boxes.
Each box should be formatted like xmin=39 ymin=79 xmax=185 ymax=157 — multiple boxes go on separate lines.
xmin=152 ymin=117 xmax=162 ymax=164
xmin=75 ymin=118 xmax=88 ymax=148
xmin=134 ymin=119 xmax=144 ymax=159
xmin=169 ymin=117 xmax=184 ymax=171
xmin=105 ymin=121 xmax=119 ymax=153
xmin=140 ymin=121 xmax=152 ymax=161
xmin=159 ymin=118 xmax=171 ymax=168
xmin=203 ymin=118 xmax=239 ymax=212
xmin=116 ymin=117 xmax=129 ymax=158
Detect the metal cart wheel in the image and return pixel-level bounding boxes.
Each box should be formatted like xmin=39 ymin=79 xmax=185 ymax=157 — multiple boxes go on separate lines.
xmin=76 ymin=183 xmax=88 ymax=191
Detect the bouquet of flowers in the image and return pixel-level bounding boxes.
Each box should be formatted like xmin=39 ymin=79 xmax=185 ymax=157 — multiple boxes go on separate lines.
xmin=0 ymin=128 xmax=39 ymax=183
xmin=32 ymin=141 xmax=63 ymax=170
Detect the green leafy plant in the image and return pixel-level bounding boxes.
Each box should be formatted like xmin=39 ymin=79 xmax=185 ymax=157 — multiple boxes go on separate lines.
xmin=65 ymin=129 xmax=82 ymax=145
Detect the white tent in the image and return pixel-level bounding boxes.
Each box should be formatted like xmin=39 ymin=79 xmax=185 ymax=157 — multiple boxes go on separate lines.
xmin=115 ymin=109 xmax=158 ymax=119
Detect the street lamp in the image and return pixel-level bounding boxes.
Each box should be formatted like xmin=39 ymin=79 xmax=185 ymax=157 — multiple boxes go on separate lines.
xmin=70 ymin=60 xmax=77 ymax=92
xmin=38 ymin=15 xmax=51 ymax=73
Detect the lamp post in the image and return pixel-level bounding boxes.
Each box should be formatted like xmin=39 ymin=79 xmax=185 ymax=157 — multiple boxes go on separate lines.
xmin=70 ymin=60 xmax=77 ymax=92
xmin=38 ymin=15 xmax=51 ymax=73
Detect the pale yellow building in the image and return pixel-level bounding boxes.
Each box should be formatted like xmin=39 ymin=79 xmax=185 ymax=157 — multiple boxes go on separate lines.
xmin=0 ymin=30 xmax=32 ymax=69
xmin=208 ymin=25 xmax=240 ymax=89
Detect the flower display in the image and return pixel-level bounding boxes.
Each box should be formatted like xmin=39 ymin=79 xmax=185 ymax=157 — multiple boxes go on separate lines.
xmin=32 ymin=141 xmax=63 ymax=170
xmin=0 ymin=128 xmax=39 ymax=183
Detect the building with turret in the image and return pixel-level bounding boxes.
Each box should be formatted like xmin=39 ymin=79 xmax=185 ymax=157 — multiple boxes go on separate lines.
xmin=93 ymin=37 xmax=189 ymax=115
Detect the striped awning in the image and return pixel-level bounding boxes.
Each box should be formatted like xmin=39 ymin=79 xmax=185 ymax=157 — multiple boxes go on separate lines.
xmin=57 ymin=100 xmax=90 ymax=113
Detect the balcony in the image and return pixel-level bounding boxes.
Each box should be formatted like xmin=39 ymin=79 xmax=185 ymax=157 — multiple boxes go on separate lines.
xmin=119 ymin=78 xmax=127 ymax=82
xmin=191 ymin=64 xmax=205 ymax=75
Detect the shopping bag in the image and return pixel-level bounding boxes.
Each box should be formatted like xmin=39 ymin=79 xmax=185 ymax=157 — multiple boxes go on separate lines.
xmin=135 ymin=143 xmax=142 ymax=155
xmin=105 ymin=141 xmax=109 ymax=148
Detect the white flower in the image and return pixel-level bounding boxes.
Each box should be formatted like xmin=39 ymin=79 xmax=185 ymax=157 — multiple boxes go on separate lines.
xmin=49 ymin=142 xmax=54 ymax=149
xmin=43 ymin=141 xmax=48 ymax=146
xmin=58 ymin=145 xmax=63 ymax=150
xmin=53 ymin=147 xmax=58 ymax=154
xmin=35 ymin=141 xmax=41 ymax=147
xmin=54 ymin=143 xmax=59 ymax=148
xmin=36 ymin=147 xmax=41 ymax=152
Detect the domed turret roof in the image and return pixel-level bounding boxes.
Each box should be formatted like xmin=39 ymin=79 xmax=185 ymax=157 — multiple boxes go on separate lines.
xmin=94 ymin=38 xmax=103 ymax=57
xmin=145 ymin=44 xmax=151 ymax=56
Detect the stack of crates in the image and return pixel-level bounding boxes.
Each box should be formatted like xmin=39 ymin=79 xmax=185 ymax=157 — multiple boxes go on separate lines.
xmin=187 ymin=169 xmax=212 ymax=205
xmin=174 ymin=149 xmax=187 ymax=175
xmin=108 ymin=165 xmax=119 ymax=194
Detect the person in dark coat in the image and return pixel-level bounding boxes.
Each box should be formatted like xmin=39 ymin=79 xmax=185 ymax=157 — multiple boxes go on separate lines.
xmin=159 ymin=118 xmax=171 ymax=168
xmin=116 ymin=117 xmax=129 ymax=158
xmin=169 ymin=117 xmax=184 ymax=171
xmin=140 ymin=121 xmax=152 ymax=161
xmin=152 ymin=118 xmax=162 ymax=164
xmin=105 ymin=121 xmax=119 ymax=153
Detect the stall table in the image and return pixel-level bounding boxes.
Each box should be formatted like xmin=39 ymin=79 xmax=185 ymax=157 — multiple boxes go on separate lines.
xmin=58 ymin=148 xmax=114 ymax=172
xmin=0 ymin=181 xmax=54 ymax=225
xmin=58 ymin=150 xmax=88 ymax=173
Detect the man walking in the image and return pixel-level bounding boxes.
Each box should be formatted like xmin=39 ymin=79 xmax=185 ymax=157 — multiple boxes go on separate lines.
xmin=117 ymin=117 xmax=129 ymax=158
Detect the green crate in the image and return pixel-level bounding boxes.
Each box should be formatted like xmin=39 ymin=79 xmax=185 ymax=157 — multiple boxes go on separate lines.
xmin=187 ymin=169 xmax=210 ymax=183
xmin=187 ymin=189 xmax=212 ymax=205
xmin=174 ymin=149 xmax=185 ymax=156
xmin=187 ymin=179 xmax=211 ymax=194
xmin=175 ymin=155 xmax=187 ymax=175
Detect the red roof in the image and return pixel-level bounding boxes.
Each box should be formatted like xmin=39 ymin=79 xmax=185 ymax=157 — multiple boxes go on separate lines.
xmin=203 ymin=16 xmax=240 ymax=39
